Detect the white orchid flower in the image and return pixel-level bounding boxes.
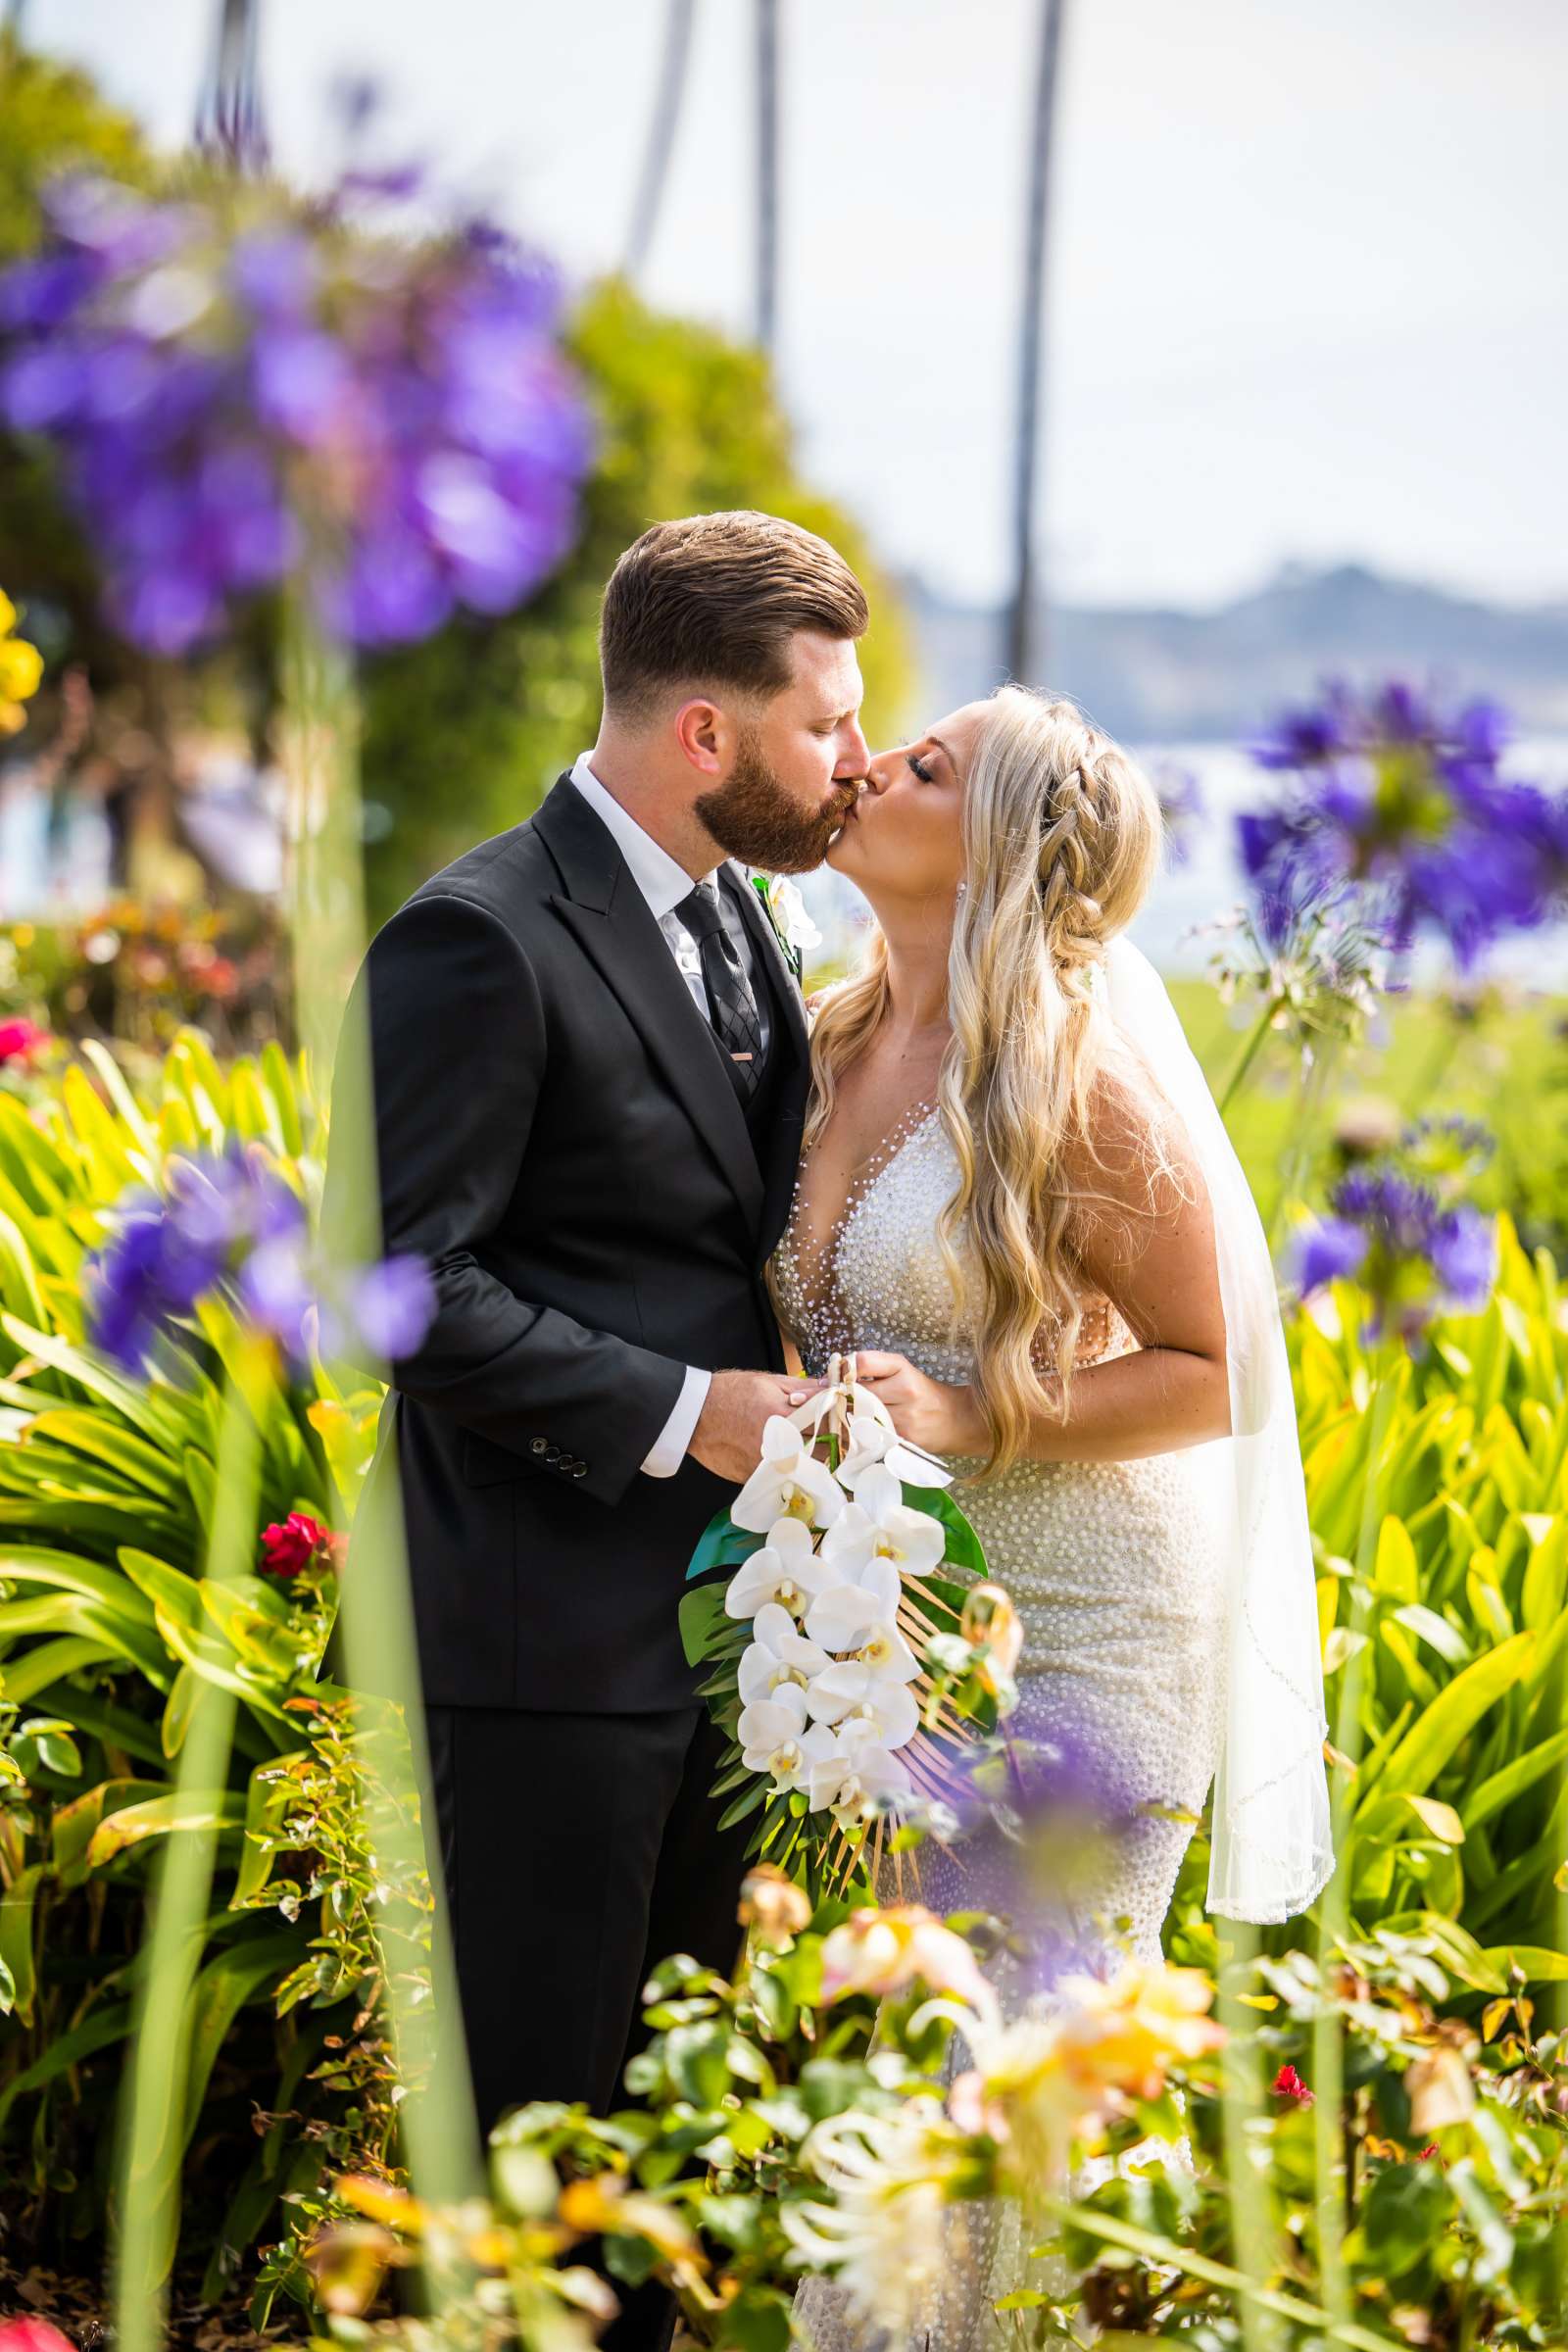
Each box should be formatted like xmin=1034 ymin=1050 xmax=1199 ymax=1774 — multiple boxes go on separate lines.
xmin=724 ymin=1515 xmax=834 ymax=1621
xmin=806 ymin=1554 xmax=920 ymax=1682
xmin=806 ymin=1719 xmax=912 ymax=1819
xmin=820 ymin=1465 xmax=947 ymax=1580
xmin=763 ymin=872 xmax=821 ymax=954
xmin=835 ymin=1397 xmax=954 ymax=1491
xmin=740 ymin=1698 xmax=844 ymax=1799
xmin=782 ymin=1371 xmax=954 ymax=1492
xmin=737 ymin=1602 xmax=830 ymax=1705
xmin=806 ymin=1660 xmax=919 ymax=1749
xmin=731 ymin=1415 xmax=846 ymax=1534
xmin=737 ymin=1682 xmax=816 ymax=1789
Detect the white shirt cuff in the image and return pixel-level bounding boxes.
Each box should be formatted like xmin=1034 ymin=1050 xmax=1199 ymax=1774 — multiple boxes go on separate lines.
xmin=641 ymin=1363 xmax=712 ymax=1478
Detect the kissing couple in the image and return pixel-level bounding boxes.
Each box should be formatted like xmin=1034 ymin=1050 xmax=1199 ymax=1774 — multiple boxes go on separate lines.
xmin=327 ymin=508 xmax=1332 ymax=2349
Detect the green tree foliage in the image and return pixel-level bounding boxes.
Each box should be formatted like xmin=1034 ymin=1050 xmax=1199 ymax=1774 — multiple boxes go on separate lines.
xmin=0 ymin=35 xmax=151 ymax=669
xmin=357 ymin=277 xmax=914 ymax=924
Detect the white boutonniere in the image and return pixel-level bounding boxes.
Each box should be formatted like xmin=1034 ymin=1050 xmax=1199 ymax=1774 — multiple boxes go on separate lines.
xmin=750 ymin=869 xmax=821 ymax=984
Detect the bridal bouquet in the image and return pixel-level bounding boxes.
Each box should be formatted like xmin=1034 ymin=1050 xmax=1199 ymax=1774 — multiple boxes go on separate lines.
xmin=679 ymin=1352 xmax=1018 ymax=1895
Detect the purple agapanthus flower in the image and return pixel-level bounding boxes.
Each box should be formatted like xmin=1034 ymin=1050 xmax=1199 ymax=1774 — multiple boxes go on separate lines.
xmin=1237 ymin=677 xmax=1568 ymax=970
xmin=0 ymin=165 xmax=592 ymax=655
xmin=85 ymin=1141 xmax=435 ymax=1376
xmin=1293 ymin=1216 xmax=1368 ymax=1295
xmin=1292 ymin=1155 xmax=1497 ymax=1344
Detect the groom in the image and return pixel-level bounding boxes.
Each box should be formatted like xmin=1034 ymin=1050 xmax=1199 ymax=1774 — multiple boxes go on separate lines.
xmin=325 ymin=510 xmax=870 ymax=2236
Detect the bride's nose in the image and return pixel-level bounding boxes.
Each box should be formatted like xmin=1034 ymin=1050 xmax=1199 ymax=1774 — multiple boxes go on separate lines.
xmin=861 ymin=755 xmax=896 ymax=794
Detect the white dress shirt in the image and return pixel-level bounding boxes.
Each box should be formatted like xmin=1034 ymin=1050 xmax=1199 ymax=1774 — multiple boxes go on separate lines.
xmin=568 ymin=751 xmax=766 ymax=1478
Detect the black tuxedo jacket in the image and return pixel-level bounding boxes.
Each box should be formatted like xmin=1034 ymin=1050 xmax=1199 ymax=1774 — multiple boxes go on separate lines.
xmin=324 ymin=774 xmax=810 ymax=1712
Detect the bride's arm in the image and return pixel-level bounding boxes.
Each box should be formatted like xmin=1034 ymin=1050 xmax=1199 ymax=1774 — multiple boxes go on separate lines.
xmin=850 ymin=1072 xmax=1233 ymax=1464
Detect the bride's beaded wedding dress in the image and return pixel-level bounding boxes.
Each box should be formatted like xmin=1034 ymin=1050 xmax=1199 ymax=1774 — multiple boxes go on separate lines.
xmin=772 ymin=1101 xmax=1231 ymax=2348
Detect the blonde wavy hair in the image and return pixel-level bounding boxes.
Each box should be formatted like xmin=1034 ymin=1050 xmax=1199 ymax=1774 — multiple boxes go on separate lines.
xmin=803 ymin=685 xmax=1180 ymax=1480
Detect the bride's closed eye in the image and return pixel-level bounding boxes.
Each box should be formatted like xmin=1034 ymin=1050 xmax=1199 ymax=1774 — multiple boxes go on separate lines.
xmin=906 ymin=749 xmax=936 ymax=782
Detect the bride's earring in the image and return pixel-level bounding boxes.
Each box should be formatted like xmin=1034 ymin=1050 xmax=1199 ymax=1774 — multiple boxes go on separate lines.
xmin=956 ymin=880 xmax=968 ymax=903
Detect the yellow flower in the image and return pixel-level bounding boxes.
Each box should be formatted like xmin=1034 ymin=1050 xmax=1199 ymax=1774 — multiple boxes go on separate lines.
xmin=1044 ymin=1958 xmax=1226 ymax=2112
xmin=820 ymin=1903 xmax=997 ymax=2020
xmin=0 ymin=590 xmax=43 ymax=735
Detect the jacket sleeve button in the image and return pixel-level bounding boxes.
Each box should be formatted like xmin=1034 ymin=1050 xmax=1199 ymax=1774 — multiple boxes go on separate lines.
xmin=530 ymin=1438 xmax=547 ymax=1455
xmin=572 ymin=1462 xmax=588 ymax=1478
xmin=546 ymin=1446 xmax=562 ymax=1465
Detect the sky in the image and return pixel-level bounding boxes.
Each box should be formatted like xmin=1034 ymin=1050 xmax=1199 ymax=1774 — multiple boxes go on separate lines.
xmin=21 ymin=0 xmax=1568 ymax=613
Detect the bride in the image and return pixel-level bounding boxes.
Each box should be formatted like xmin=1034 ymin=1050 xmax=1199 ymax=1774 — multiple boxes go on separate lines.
xmin=774 ymin=684 xmax=1333 ymax=2344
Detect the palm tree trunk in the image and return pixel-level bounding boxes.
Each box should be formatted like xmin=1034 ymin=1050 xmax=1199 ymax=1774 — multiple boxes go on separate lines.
xmin=624 ymin=0 xmax=700 ymax=279
xmin=756 ymin=0 xmax=780 ymax=353
xmin=1005 ymin=0 xmax=1067 ymax=684
xmin=195 ymin=0 xmax=268 ymax=169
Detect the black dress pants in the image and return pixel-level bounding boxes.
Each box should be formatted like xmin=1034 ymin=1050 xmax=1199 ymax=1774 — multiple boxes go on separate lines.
xmin=420 ymin=1701 xmax=754 ymax=2345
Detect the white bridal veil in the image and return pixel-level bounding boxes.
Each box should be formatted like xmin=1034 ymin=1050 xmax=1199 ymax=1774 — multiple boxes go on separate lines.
xmin=1103 ymin=935 xmax=1335 ymax=1925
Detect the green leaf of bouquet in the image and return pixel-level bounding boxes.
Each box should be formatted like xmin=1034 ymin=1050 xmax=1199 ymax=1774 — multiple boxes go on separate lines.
xmin=678 ymin=1582 xmax=732 ymax=1669
xmin=900 ymin=1484 xmax=989 ymax=1578
xmin=715 ymin=1780 xmax=767 ymax=1833
xmin=685 ymin=1507 xmax=763 ymax=1582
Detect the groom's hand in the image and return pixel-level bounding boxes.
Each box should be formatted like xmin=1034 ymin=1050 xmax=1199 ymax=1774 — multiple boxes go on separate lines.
xmin=688 ymin=1370 xmax=807 ymax=1485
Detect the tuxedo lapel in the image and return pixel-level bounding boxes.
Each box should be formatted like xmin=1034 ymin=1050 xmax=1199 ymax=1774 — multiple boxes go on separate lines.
xmin=535 ymin=778 xmax=765 ymax=1229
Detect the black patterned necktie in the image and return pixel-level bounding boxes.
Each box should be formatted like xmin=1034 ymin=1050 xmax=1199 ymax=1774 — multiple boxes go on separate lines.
xmin=674 ymin=881 xmax=763 ymax=1105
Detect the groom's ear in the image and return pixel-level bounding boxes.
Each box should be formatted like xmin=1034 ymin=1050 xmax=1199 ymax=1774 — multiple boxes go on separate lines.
xmin=672 ymin=695 xmax=731 ymax=779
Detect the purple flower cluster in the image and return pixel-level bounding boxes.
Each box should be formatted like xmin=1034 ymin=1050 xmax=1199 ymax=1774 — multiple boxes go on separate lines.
xmin=1293 ymin=1152 xmax=1496 ymax=1344
xmin=86 ymin=1144 xmax=434 ymax=1375
xmin=1239 ymin=679 xmax=1568 ymax=968
xmin=0 ymin=172 xmax=593 ymax=653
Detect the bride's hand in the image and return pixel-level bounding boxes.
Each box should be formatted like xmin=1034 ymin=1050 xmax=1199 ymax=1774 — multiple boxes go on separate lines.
xmin=851 ymin=1351 xmax=984 ymax=1455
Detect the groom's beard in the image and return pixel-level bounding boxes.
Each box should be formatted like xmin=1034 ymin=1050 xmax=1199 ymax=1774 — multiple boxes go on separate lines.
xmin=693 ymin=722 xmax=859 ymax=875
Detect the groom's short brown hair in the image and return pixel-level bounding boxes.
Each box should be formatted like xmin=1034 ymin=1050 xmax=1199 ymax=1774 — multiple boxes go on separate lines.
xmin=599 ymin=510 xmax=868 ymax=719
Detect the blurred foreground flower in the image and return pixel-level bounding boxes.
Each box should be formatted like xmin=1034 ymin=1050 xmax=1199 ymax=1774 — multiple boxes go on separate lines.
xmin=783 ymin=2094 xmax=962 ymax=2334
xmin=0 ymin=1016 xmax=52 ymax=1068
xmin=1292 ymin=1151 xmax=1496 ymax=1345
xmin=1240 ymin=677 xmax=1568 ymax=969
xmin=0 ymin=2326 xmax=76 ymax=2352
xmin=0 ymin=168 xmax=592 ymax=653
xmin=0 ymin=589 xmax=44 ymax=732
xmin=261 ymin=1508 xmax=344 ymax=1582
xmin=819 ymin=1902 xmax=997 ymax=2019
xmin=85 ymin=1142 xmax=434 ymax=1374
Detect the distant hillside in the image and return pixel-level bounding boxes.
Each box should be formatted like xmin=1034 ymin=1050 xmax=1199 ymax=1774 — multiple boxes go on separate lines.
xmin=906 ymin=562 xmax=1568 ymax=741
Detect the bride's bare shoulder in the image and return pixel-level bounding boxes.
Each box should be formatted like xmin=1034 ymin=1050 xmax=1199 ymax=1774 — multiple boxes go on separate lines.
xmin=1063 ymin=1047 xmax=1204 ymax=1238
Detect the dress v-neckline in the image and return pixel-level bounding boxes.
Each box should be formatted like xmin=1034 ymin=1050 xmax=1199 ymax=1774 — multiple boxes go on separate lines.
xmin=782 ymin=1097 xmax=944 ymax=1349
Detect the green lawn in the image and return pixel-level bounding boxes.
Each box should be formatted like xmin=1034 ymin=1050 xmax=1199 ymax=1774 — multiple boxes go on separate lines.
xmin=1170 ymin=978 xmax=1568 ymax=1247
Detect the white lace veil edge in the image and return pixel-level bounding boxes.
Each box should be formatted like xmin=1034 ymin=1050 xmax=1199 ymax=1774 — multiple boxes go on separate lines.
xmin=1101 ymin=936 xmax=1334 ymax=1927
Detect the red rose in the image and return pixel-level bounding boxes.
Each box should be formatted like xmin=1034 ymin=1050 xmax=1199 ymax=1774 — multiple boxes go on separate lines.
xmin=260 ymin=1511 xmax=338 ymax=1581
xmin=0 ymin=1017 xmax=50 ymax=1067
xmin=1272 ymin=2063 xmax=1314 ymax=2106
xmin=0 ymin=2322 xmax=79 ymax=2352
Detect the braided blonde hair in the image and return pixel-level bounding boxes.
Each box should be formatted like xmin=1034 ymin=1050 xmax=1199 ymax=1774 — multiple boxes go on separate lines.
xmin=805 ymin=685 xmax=1174 ymax=1479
